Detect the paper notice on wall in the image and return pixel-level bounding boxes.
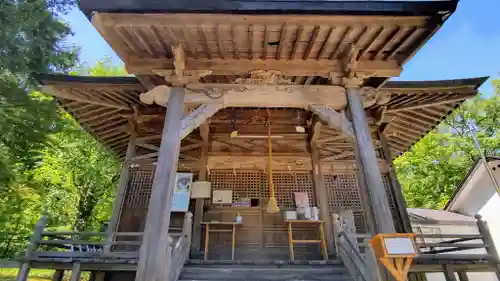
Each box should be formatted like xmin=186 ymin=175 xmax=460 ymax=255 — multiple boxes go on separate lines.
xmin=213 ymin=190 xmax=233 ymax=204
xmin=172 ymin=173 xmax=193 ymax=212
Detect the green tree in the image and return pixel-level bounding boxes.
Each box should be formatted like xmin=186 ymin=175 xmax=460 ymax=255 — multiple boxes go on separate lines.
xmin=0 ymin=0 xmax=77 ymax=258
xmin=0 ymin=57 xmax=125 ymax=257
xmin=395 ymin=80 xmax=500 ymax=209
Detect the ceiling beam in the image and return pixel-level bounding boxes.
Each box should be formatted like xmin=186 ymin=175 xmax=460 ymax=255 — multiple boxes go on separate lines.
xmin=126 ymin=57 xmax=402 ymax=77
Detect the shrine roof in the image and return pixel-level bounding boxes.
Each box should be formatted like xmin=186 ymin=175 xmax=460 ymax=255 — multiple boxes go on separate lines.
xmin=36 ymin=74 xmax=487 ymax=160
xmin=79 ymin=0 xmax=457 ymax=18
xmin=78 ymin=0 xmax=459 ymax=89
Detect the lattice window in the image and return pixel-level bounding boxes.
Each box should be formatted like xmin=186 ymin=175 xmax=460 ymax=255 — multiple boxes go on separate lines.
xmin=125 ymin=168 xmax=155 ymax=208
xmin=209 ymin=170 xmax=262 ymax=206
xmin=264 ymin=172 xmax=315 ymax=208
xmin=208 ymin=170 xmax=314 ymax=209
xmin=324 ymin=172 xmax=366 ymax=232
xmin=324 ymin=173 xmax=363 ymax=210
xmin=324 ymin=172 xmax=400 ymax=233
xmin=382 ymin=173 xmax=397 ymax=216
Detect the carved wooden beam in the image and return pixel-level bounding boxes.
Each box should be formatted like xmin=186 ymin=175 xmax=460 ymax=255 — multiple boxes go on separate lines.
xmin=309 ymin=104 xmax=355 ymax=139
xmin=140 ymin=84 xmax=347 ymax=109
xmin=180 ymin=103 xmax=223 ymax=139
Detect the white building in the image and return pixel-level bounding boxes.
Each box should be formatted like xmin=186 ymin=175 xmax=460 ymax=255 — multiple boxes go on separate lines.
xmin=407 ymin=157 xmax=500 ymax=281
xmin=445 ymin=157 xmax=500 ymax=253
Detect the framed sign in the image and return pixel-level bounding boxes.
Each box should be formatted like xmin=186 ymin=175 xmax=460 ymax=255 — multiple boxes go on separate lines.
xmin=172 ymin=173 xmax=193 ymax=212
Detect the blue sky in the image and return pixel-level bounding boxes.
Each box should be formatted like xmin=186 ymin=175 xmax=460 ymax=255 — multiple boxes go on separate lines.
xmin=62 ymin=0 xmax=499 ymax=95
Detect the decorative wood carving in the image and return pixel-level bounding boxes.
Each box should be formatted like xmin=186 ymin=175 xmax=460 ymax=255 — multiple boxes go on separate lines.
xmin=140 ymin=85 xmax=170 ymax=106
xmin=309 ymin=104 xmax=354 ymax=139
xmin=233 ymin=70 xmax=293 ymax=85
xmin=363 ymin=87 xmax=392 ymax=108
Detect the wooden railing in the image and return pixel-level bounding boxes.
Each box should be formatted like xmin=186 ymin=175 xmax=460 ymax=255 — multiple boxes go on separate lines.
xmin=16 ymin=213 xmax=193 ymax=281
xmin=168 ymin=212 xmax=193 ymax=281
xmin=337 ymin=230 xmax=371 ymax=281
xmin=332 ymin=212 xmax=500 ymax=281
xmin=332 ymin=212 xmax=380 ymax=281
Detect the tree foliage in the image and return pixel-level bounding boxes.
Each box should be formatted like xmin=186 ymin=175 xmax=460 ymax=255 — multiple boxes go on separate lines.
xmin=0 ymin=0 xmax=126 ymax=258
xmin=395 ymin=81 xmax=500 ymax=209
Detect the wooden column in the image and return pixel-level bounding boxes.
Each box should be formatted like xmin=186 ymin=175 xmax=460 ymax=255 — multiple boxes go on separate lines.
xmin=107 ymin=132 xmax=136 ymax=235
xmin=69 ymin=263 xmax=81 ymax=281
xmin=443 ymin=265 xmax=458 ymax=281
xmin=346 ymin=86 xmax=395 ymax=234
xmin=52 ymin=270 xmax=64 ymax=281
xmin=379 ymin=132 xmax=412 ymax=233
xmin=135 ymin=88 xmax=185 ymax=281
xmin=16 ymin=216 xmax=46 ymax=281
xmin=191 ymin=122 xmax=209 ymax=253
xmin=457 ymin=272 xmax=469 ymax=281
xmin=352 ymin=142 xmax=377 ymax=234
xmin=310 ymin=140 xmax=335 ymax=254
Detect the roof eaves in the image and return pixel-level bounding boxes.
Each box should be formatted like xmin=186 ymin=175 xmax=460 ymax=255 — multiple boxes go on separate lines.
xmin=79 ymin=0 xmax=458 ymax=19
xmin=34 ymin=73 xmax=142 ymax=86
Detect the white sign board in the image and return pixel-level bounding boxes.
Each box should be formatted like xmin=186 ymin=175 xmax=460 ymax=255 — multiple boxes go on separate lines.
xmin=172 ymin=173 xmax=193 ymax=212
xmin=213 ymin=190 xmax=233 ymax=204
xmin=383 ymin=237 xmax=416 ymax=255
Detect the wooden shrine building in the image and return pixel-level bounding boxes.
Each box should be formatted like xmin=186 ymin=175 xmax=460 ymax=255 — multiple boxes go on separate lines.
xmin=16 ymin=1 xmax=500 ymax=281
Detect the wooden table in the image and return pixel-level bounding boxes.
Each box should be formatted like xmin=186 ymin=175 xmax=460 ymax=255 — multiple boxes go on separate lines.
xmin=201 ymin=222 xmax=241 ymax=260
xmin=285 ymin=220 xmax=328 ymax=260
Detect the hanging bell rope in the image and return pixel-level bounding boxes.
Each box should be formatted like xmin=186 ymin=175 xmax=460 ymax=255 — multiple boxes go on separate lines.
xmin=266 ymin=109 xmax=280 ymax=214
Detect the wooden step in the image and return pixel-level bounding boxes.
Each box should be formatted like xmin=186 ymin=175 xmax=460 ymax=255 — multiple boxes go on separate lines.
xmin=180 ymin=260 xmax=352 ymax=281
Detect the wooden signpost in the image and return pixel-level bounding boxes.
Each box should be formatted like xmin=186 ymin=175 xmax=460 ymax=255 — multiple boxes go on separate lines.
xmin=370 ymin=233 xmax=418 ymax=281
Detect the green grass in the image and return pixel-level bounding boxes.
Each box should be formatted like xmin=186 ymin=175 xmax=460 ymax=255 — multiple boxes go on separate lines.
xmin=0 ymin=268 xmax=53 ymax=281
xmin=0 ymin=268 xmax=90 ymax=281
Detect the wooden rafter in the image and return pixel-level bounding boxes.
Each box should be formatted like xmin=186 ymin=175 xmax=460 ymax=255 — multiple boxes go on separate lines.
xmin=43 ymin=86 xmax=130 ymax=110
xmin=386 ymin=93 xmax=475 ymax=113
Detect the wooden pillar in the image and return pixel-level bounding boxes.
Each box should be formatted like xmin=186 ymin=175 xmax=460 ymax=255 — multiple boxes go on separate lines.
xmin=69 ymin=263 xmax=81 ymax=281
xmin=346 ymin=86 xmax=395 ymax=234
xmin=191 ymin=122 xmax=209 ymax=253
xmin=379 ymin=132 xmax=412 ymax=233
xmin=310 ymin=141 xmax=335 ymax=254
xmin=135 ymin=87 xmax=185 ymax=281
xmin=443 ymin=265 xmax=458 ymax=281
xmin=457 ymin=272 xmax=469 ymax=281
xmin=107 ymin=132 xmax=136 ymax=236
xmin=476 ymin=214 xmax=500 ymax=280
xmin=16 ymin=216 xmax=46 ymax=281
xmin=352 ymin=141 xmax=377 ymax=234
xmin=52 ymin=270 xmax=64 ymax=281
